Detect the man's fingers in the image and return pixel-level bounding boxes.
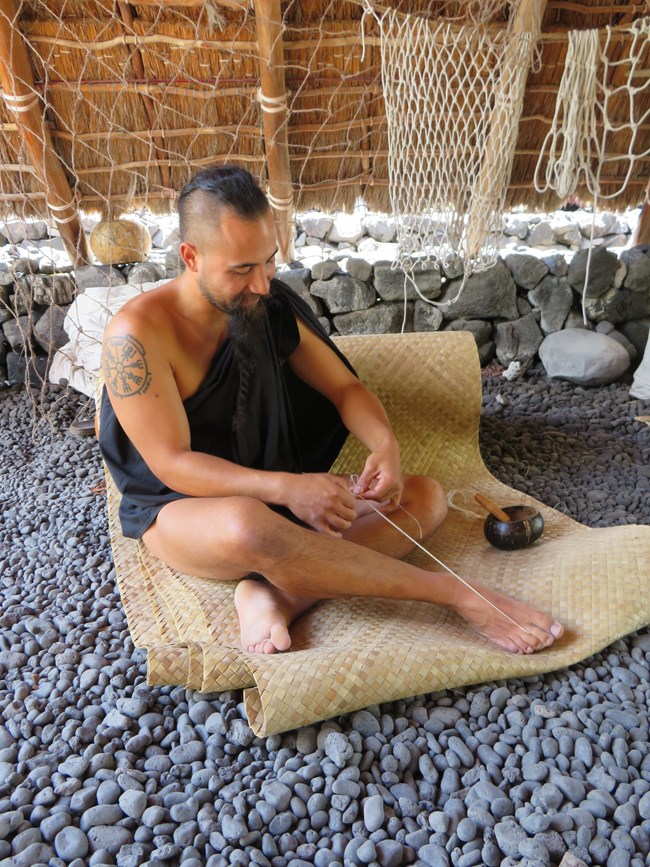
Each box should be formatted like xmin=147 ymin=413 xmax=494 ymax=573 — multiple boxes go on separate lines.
xmin=327 ymin=511 xmax=355 ymax=531
xmin=359 ymin=481 xmax=401 ymax=503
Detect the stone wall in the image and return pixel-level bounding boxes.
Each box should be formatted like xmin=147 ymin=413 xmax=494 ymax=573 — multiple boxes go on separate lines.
xmin=1 ymin=207 xmax=648 ymax=390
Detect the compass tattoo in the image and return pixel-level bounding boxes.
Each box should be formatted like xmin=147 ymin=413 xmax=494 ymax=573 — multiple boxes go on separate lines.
xmin=104 ymin=335 xmax=152 ymax=399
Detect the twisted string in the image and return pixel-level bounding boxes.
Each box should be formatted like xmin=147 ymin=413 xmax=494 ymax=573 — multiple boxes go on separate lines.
xmin=348 ymin=474 xmax=532 ymax=636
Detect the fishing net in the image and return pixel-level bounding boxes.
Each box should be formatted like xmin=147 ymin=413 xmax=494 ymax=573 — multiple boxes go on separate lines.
xmin=369 ymin=0 xmax=540 ymax=282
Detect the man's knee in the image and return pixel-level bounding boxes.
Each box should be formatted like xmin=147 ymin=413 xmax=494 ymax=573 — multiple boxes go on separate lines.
xmin=153 ymin=496 xmax=286 ymax=565
xmin=402 ymin=475 xmax=447 ymax=534
xmin=213 ymin=497 xmax=293 ymax=564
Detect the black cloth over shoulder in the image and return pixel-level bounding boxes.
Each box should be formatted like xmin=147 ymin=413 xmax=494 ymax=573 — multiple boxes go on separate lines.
xmin=99 ymin=279 xmax=355 ymax=539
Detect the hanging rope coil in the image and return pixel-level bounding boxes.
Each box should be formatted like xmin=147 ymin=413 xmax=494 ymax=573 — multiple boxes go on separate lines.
xmin=534 ymin=17 xmax=650 ymax=322
xmin=534 ymin=29 xmax=601 ymax=200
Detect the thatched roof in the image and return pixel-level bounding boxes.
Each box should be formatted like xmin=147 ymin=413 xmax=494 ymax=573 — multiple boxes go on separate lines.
xmin=0 ymin=0 xmax=648 ymax=262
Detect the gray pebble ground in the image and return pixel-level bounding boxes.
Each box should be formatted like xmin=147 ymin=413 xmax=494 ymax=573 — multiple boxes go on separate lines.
xmin=0 ymin=369 xmax=649 ymax=867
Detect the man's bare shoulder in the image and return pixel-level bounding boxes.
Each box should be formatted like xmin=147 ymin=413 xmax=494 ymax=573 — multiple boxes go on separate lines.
xmin=102 ymin=280 xmax=183 ymax=402
xmin=105 ymin=278 xmax=180 ymax=342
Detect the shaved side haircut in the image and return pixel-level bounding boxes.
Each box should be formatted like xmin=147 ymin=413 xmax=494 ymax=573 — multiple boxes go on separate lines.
xmin=178 ymin=165 xmax=270 ymax=243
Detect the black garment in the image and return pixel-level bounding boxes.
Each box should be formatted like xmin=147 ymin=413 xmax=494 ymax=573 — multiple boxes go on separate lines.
xmin=99 ymin=279 xmax=355 ymax=539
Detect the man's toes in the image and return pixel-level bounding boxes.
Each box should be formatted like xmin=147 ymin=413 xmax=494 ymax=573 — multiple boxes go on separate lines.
xmin=492 ymin=635 xmax=521 ymax=654
xmin=270 ymin=622 xmax=291 ymax=652
xmin=509 ymin=630 xmax=539 ymax=654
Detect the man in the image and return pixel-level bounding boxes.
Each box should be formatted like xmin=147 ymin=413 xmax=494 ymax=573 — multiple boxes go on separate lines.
xmin=99 ymin=165 xmax=563 ymax=656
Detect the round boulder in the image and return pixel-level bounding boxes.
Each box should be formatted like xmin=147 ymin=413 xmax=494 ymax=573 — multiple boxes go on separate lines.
xmin=539 ymin=329 xmax=630 ymax=386
xmin=90 ymin=219 xmax=152 ymax=264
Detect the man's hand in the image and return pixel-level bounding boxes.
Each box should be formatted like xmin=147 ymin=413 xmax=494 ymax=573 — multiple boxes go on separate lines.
xmin=284 ymin=473 xmax=358 ymax=536
xmin=351 ymin=441 xmax=403 ymax=505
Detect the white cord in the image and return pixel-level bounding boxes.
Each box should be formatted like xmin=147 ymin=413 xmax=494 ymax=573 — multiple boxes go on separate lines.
xmin=347 ymin=473 xmax=532 ymax=636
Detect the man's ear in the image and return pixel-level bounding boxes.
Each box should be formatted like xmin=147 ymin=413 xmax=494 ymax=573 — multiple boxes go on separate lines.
xmin=179 ymin=241 xmax=198 ymax=272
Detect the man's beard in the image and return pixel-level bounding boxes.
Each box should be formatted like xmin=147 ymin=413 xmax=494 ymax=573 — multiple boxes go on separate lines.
xmin=227 ymin=295 xmax=270 ymax=431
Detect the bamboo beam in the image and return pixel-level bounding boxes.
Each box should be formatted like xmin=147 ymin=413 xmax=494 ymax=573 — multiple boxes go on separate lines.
xmin=23 ymin=19 xmax=650 ymax=56
xmin=33 ymin=77 xmax=625 ymax=99
xmin=254 ymin=0 xmax=294 ymax=263
xmin=546 ymin=1 xmax=646 ymax=14
xmin=632 ymin=189 xmax=650 ymax=244
xmin=466 ymin=0 xmax=548 ymax=256
xmin=0 ymin=0 xmax=90 ymax=265
xmin=117 ymin=0 xmax=172 ymax=195
xmin=28 ymin=33 xmax=256 ymax=52
xmin=11 ymin=114 xmax=650 ymax=144
xmin=135 ymin=0 xmax=249 ymax=8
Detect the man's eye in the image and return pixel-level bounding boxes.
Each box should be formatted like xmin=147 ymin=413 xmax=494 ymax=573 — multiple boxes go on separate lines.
xmin=234 ymin=268 xmax=251 ymax=275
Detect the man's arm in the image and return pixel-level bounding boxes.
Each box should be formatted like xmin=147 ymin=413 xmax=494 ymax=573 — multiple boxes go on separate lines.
xmin=102 ymin=313 xmax=358 ymax=535
xmin=288 ymin=319 xmax=403 ymax=504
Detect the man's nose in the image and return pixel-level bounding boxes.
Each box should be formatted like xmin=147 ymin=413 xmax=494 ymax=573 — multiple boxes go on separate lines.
xmin=249 ymin=264 xmax=271 ymax=296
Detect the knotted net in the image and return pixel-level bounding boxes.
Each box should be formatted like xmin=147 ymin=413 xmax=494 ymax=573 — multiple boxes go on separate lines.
xmin=534 ymin=17 xmax=650 ymax=320
xmin=369 ymin=0 xmax=540 ymax=285
xmin=535 ymin=17 xmax=650 ymax=203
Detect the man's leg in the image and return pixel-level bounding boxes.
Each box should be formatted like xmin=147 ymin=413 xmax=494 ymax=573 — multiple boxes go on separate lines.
xmin=341 ymin=474 xmax=447 ymax=555
xmin=142 ymin=479 xmax=563 ymax=655
xmin=231 ymin=474 xmax=446 ymax=652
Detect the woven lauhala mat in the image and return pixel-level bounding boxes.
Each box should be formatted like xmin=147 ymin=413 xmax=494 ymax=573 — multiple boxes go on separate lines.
xmin=104 ymin=331 xmax=650 ymax=736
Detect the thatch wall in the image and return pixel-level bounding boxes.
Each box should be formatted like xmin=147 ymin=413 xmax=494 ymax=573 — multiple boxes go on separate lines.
xmin=0 ymin=0 xmax=648 ymax=237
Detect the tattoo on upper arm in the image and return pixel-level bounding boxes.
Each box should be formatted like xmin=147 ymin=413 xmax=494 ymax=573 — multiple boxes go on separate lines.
xmin=103 ymin=335 xmax=153 ymax=399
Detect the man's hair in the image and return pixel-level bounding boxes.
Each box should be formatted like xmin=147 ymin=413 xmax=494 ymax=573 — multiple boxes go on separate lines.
xmin=178 ymin=165 xmax=270 ymax=241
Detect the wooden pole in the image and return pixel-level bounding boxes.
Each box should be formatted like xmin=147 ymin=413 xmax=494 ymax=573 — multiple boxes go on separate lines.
xmin=117 ymin=1 xmax=172 ymax=196
xmin=632 ymin=184 xmax=650 ymax=245
xmin=0 ymin=0 xmax=90 ymax=265
xmin=254 ymin=0 xmax=294 ymax=263
xmin=466 ymin=0 xmax=548 ymax=257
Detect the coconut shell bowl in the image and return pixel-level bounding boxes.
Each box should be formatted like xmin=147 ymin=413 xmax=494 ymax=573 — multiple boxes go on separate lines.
xmin=475 ymin=493 xmax=545 ymax=551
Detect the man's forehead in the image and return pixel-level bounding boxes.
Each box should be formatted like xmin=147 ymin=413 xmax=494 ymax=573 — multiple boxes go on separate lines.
xmin=214 ymin=212 xmax=277 ymax=258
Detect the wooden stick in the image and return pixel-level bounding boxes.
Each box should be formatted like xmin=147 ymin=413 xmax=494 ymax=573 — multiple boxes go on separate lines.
xmin=632 ymin=189 xmax=650 ymax=245
xmin=131 ymin=0 xmax=248 ymax=7
xmin=0 ymin=0 xmax=90 ymax=266
xmin=26 ymin=117 xmax=650 ymax=145
xmin=24 ymin=22 xmax=650 ymax=55
xmin=254 ymin=0 xmax=294 ymax=263
xmin=474 ymin=493 xmax=511 ymax=523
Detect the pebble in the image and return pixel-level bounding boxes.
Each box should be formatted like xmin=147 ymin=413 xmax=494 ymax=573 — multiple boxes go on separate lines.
xmin=324 ymin=733 xmax=353 ymax=768
xmin=119 ymin=789 xmax=147 ymax=819
xmin=363 ymin=795 xmax=385 ymax=833
xmin=419 ymin=842 xmax=451 ymax=865
xmin=494 ymin=819 xmax=528 ymax=856
xmin=261 ymin=781 xmax=292 ymax=811
xmin=1 ymin=369 xmax=649 ymax=867
xmin=54 ymin=826 xmax=89 ymax=860
xmin=169 ymin=741 xmax=205 ymax=764
xmin=638 ymin=792 xmax=650 ymax=820
xmin=351 ymin=710 xmax=380 ymax=737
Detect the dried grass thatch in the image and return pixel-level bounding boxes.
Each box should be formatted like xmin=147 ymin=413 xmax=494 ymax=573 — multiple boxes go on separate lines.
xmin=0 ymin=0 xmax=648 ymax=233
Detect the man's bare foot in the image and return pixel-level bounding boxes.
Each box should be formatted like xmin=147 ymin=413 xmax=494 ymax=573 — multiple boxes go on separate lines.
xmin=451 ymin=578 xmax=564 ymax=654
xmin=234 ymin=578 xmax=318 ymax=654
